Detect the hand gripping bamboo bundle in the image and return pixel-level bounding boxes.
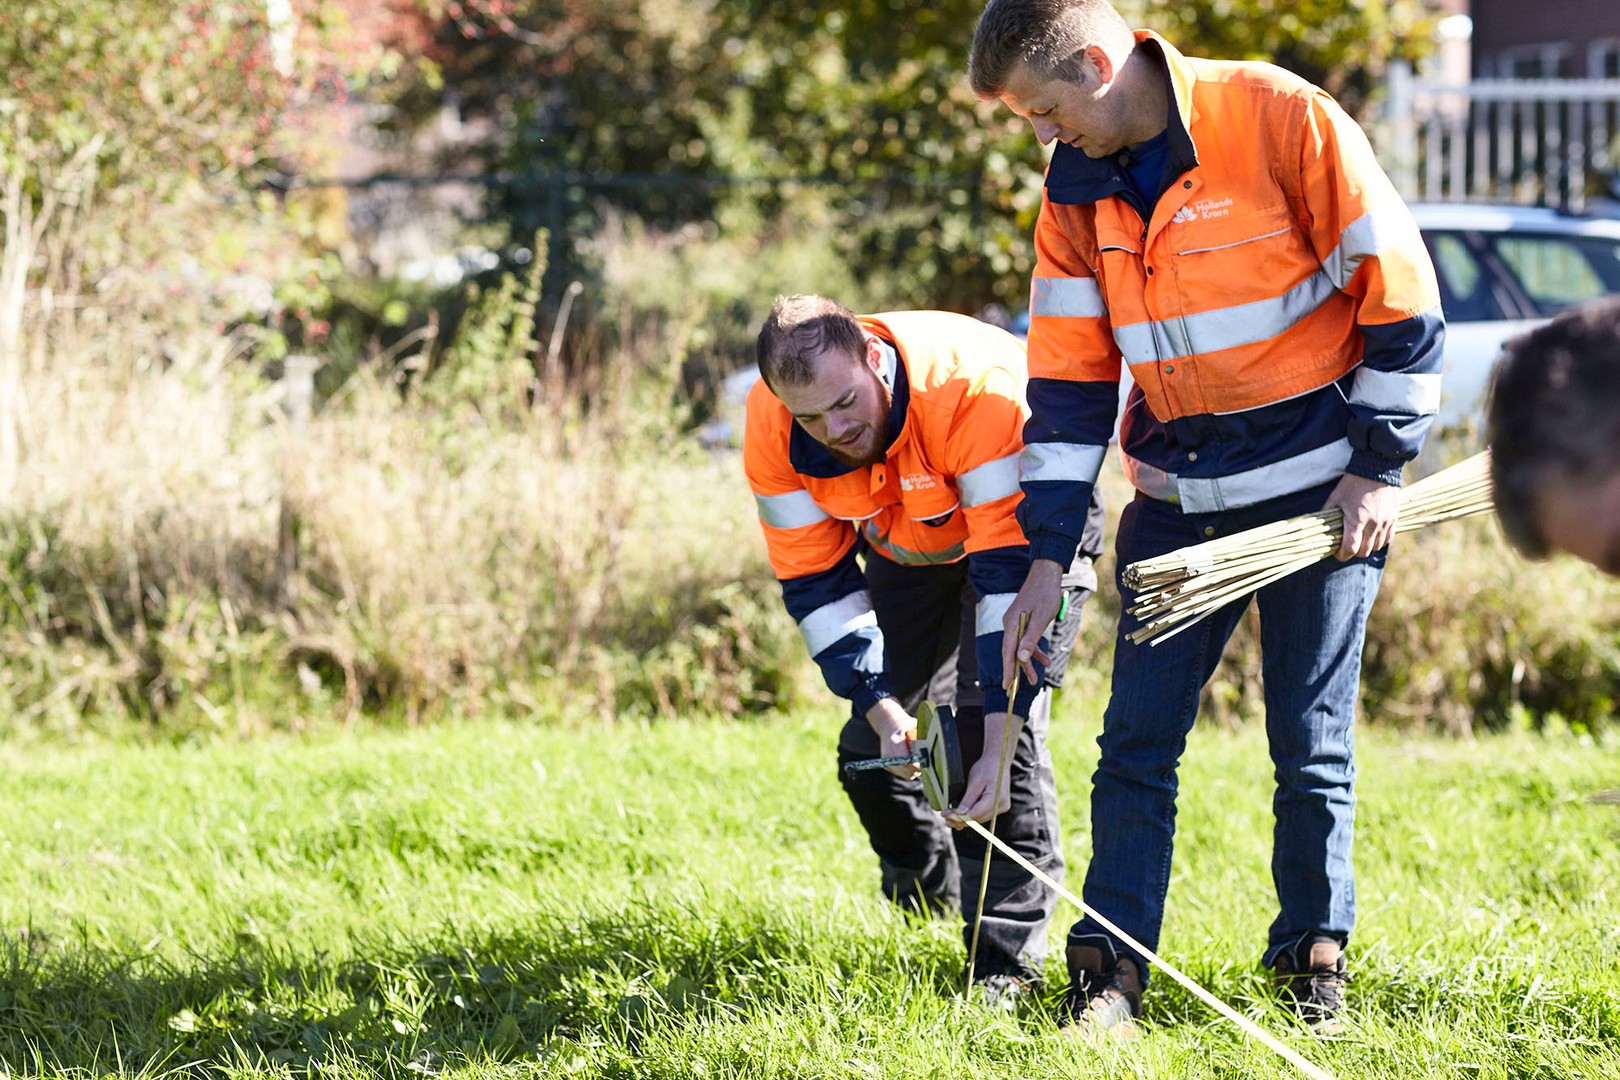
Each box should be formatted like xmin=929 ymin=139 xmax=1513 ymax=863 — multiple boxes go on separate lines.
xmin=1122 ymin=450 xmax=1495 ymax=646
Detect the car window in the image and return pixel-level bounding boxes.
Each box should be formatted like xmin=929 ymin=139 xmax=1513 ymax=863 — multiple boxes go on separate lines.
xmin=1487 ymin=233 xmax=1620 ymax=316
xmin=1422 ymin=231 xmax=1509 ymax=322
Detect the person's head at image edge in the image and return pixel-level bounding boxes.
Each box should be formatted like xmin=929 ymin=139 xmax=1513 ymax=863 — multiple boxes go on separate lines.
xmin=1487 ymin=295 xmax=1620 ymax=577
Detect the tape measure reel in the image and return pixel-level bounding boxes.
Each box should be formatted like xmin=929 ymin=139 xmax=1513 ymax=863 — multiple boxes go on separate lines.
xmin=914 ymin=700 xmax=967 ymax=813
xmin=839 ymin=700 xmax=968 ymax=813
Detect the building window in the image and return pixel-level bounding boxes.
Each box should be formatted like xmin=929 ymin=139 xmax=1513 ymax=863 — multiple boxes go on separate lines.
xmin=1590 ymin=39 xmax=1620 ymax=80
xmin=1490 ymin=43 xmax=1572 ymax=79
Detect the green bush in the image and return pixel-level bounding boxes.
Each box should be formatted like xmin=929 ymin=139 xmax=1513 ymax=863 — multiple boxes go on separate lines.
xmin=1363 ymin=518 xmax=1620 ymax=735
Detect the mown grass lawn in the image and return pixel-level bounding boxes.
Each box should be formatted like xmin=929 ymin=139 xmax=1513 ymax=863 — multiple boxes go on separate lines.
xmin=1 ymin=695 xmax=1617 ymax=1079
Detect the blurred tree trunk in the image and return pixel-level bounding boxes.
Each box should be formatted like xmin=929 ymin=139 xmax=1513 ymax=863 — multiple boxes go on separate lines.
xmin=0 ymin=162 xmax=32 ymax=500
xmin=0 ymin=132 xmax=103 ymax=499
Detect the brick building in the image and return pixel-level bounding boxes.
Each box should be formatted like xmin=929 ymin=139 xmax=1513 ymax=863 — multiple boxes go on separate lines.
xmin=1470 ymin=0 xmax=1620 ymax=79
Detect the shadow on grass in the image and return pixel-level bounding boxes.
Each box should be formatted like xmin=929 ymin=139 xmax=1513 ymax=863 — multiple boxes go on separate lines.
xmin=14 ymin=905 xmax=1617 ymax=1075
xmin=0 ymin=902 xmax=963 ymax=1074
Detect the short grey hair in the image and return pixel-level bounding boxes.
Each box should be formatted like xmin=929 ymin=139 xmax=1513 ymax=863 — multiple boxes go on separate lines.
xmin=1486 ymin=296 xmax=1620 ymax=557
xmin=755 ymin=295 xmax=866 ymax=390
xmin=968 ymin=0 xmax=1134 ymax=98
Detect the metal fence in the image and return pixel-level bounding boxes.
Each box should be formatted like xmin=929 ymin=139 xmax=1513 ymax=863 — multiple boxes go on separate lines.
xmin=1383 ymin=60 xmax=1620 ymax=210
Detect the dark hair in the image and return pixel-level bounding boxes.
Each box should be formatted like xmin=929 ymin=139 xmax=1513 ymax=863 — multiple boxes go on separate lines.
xmin=1486 ymin=296 xmax=1620 ymax=557
xmin=968 ymin=0 xmax=1133 ymax=98
xmin=755 ymin=295 xmax=866 ymax=389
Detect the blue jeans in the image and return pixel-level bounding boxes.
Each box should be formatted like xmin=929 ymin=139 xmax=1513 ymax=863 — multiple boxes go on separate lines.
xmin=1071 ymin=483 xmax=1385 ymax=980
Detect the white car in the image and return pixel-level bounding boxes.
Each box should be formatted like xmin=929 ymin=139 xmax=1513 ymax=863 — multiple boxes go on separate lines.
xmin=1412 ymin=202 xmax=1620 ymax=428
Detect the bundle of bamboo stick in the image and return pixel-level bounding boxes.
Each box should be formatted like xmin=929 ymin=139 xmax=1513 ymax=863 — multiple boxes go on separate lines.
xmin=1123 ymin=450 xmax=1495 ymax=646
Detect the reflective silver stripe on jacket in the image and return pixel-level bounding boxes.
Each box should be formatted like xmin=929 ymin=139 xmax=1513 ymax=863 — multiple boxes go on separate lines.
xmin=958 ymin=453 xmax=1021 ymax=507
xmin=1321 ymin=204 xmax=1420 ymax=289
xmin=1122 ymin=438 xmax=1353 ymax=513
xmin=975 ymin=592 xmax=1017 ymax=637
xmin=1031 ymin=276 xmax=1108 ymax=318
xmin=798 ymin=591 xmax=877 ymax=656
xmin=1114 ymin=270 xmax=1337 ymax=365
xmin=1348 ymin=367 xmax=1442 ymax=415
xmin=1020 ymin=442 xmax=1107 ymax=486
xmin=755 ymin=490 xmax=830 ymax=529
xmin=861 ymin=522 xmax=966 ymax=566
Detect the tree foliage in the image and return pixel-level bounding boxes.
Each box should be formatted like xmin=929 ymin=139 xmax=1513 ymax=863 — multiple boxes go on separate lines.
xmin=0 ymin=2 xmax=389 ymax=305
xmin=0 ymin=1 xmax=1439 ymax=321
xmin=3 ymin=3 xmax=268 ymax=175
xmin=376 ymin=1 xmax=1440 ymax=314
xmin=1139 ymin=0 xmax=1439 ymax=117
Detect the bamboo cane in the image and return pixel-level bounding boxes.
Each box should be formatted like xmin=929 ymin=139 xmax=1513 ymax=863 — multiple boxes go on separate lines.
xmin=1123 ymin=451 xmax=1494 ymax=646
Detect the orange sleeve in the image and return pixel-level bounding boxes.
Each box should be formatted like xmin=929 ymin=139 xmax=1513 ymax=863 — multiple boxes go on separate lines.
xmin=741 ymin=381 xmax=856 ymax=580
xmin=1027 ymin=199 xmax=1124 ymax=383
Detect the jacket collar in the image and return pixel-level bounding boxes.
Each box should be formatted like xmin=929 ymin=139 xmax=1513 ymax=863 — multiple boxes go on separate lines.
xmin=787 ymin=333 xmax=910 ymax=478
xmin=1044 ymin=30 xmax=1200 ymax=208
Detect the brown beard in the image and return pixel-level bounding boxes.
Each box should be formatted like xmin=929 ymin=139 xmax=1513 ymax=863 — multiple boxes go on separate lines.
xmin=827 ymin=429 xmax=886 ymax=468
xmin=813 ymin=360 xmax=893 ymax=469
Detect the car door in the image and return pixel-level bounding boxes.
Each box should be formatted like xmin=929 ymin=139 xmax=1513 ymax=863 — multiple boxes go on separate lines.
xmin=1420 ymin=229 xmax=1541 ymax=429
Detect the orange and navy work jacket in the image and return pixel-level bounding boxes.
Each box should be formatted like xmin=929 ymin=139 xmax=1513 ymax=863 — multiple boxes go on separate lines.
xmin=1019 ymin=32 xmax=1445 ymax=567
xmin=744 ymin=311 xmax=1042 ymax=718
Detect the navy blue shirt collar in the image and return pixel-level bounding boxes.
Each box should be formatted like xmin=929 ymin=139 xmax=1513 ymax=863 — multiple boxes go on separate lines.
xmin=1043 ymin=37 xmax=1197 ymax=211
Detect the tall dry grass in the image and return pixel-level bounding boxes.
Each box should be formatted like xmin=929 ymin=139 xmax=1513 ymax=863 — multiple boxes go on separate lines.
xmin=286 ymin=353 xmax=809 ymax=727
xmin=7 ymin=274 xmax=1617 ymax=742
xmin=0 ymin=270 xmax=813 ymax=738
xmin=5 ymin=287 xmax=1615 ymax=741
xmin=1 ymin=186 xmax=1613 ymax=740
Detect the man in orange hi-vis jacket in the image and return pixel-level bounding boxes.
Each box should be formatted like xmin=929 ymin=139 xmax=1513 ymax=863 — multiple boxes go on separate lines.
xmin=744 ymin=295 xmax=1103 ymax=1009
xmin=969 ymin=0 xmax=1445 ymax=1037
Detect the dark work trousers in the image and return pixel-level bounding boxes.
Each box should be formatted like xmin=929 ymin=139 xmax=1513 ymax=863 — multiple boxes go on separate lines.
xmin=835 ymin=551 xmax=1093 ymax=983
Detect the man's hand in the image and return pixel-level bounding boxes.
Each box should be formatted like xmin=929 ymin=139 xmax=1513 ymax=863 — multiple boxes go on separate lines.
xmin=1001 ymin=558 xmax=1064 ymax=686
xmin=864 ymin=697 xmax=920 ymax=779
xmin=1324 ymin=473 xmax=1400 ymax=560
xmin=944 ymin=712 xmax=1024 ymax=828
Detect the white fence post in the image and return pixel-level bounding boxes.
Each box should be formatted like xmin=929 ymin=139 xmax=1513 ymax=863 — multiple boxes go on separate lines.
xmin=1388 ymin=59 xmax=1419 ymax=201
xmin=276 ymin=354 xmax=319 ymax=611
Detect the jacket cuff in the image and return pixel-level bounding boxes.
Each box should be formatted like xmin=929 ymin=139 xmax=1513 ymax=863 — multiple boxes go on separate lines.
xmin=1346 ymin=449 xmax=1407 ymax=487
xmin=1027 ymin=533 xmax=1081 ymax=567
xmin=982 ymin=680 xmax=1044 ymax=719
xmin=981 ymin=637 xmax=1047 ymax=718
xmin=852 ymin=676 xmax=896 ymax=719
xmin=1011 ymin=669 xmax=1043 ymax=718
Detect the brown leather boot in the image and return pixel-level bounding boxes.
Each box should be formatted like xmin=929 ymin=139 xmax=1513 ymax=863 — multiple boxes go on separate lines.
xmin=1274 ymin=933 xmax=1349 ymax=1035
xmin=1056 ymin=934 xmax=1142 ymax=1038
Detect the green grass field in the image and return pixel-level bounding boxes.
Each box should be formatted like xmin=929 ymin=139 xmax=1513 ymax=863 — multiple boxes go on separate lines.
xmin=2 ymin=696 xmax=1617 ymax=1078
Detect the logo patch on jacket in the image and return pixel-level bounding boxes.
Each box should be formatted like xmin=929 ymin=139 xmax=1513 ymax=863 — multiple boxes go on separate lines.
xmin=899 ymin=473 xmax=939 ymax=492
xmin=1172 ymin=197 xmax=1234 ymax=223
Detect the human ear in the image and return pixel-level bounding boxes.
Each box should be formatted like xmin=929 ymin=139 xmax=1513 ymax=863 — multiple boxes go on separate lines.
xmin=865 ymin=338 xmax=885 ymax=374
xmin=1086 ymin=43 xmax=1115 ymax=86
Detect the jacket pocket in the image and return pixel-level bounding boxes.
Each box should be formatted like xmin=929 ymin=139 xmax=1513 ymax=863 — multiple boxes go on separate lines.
xmin=1171 ymin=205 xmax=1295 ymax=256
